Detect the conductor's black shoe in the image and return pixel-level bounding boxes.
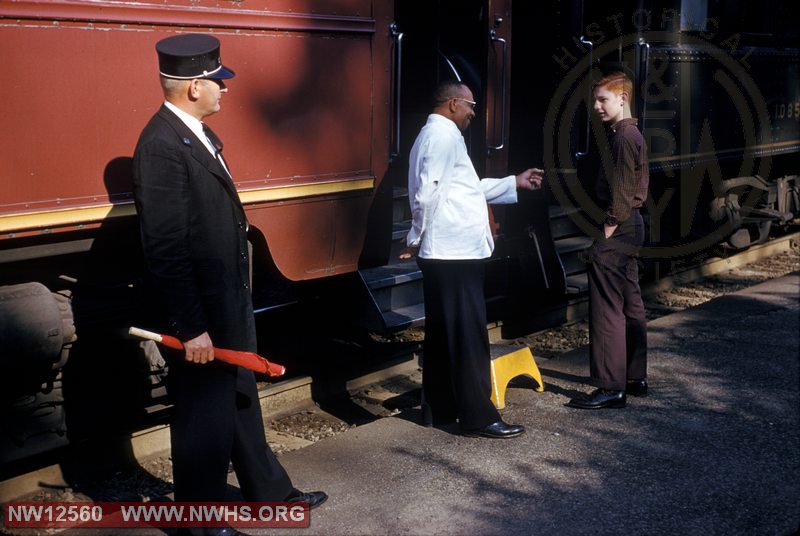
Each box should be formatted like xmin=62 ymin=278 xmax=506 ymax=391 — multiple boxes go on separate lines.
xmin=286 ymin=489 xmax=328 ymax=509
xmin=567 ymin=389 xmax=626 ymax=409
xmin=177 ymin=528 xmax=248 ymax=536
xmin=216 ymin=529 xmax=248 ymax=536
xmin=463 ymin=420 xmax=525 ymax=439
xmin=625 ymin=379 xmax=648 ymax=397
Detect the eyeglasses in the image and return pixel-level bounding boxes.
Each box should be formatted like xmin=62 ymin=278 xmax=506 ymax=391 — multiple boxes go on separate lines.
xmin=453 ymin=97 xmax=477 ymax=111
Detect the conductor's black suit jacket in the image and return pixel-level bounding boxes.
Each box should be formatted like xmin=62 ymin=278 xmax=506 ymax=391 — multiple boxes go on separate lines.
xmin=133 ymin=106 xmax=293 ymax=503
xmin=133 ymin=105 xmax=255 ymax=354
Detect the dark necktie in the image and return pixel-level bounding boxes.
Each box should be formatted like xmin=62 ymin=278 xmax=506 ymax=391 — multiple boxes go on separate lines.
xmin=202 ymin=124 xmax=231 ymax=178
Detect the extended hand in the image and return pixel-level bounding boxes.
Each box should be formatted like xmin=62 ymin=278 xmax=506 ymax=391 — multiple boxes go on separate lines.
xmin=184 ymin=331 xmax=215 ymax=364
xmin=516 ymin=168 xmax=544 ymax=191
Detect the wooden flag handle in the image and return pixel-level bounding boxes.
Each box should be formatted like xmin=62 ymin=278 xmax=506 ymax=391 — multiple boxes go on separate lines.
xmin=128 ymin=327 xmax=285 ymax=377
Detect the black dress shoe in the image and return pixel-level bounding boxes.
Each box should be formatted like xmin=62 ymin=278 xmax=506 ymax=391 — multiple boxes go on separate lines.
xmin=216 ymin=529 xmax=248 ymax=536
xmin=626 ymin=379 xmax=648 ymax=397
xmin=177 ymin=528 xmax=248 ymax=536
xmin=567 ymin=389 xmax=626 ymax=409
xmin=286 ymin=489 xmax=328 ymax=509
xmin=463 ymin=420 xmax=525 ymax=439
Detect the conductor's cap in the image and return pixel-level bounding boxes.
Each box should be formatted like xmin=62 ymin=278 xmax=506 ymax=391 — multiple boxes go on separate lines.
xmin=156 ymin=34 xmax=236 ymax=80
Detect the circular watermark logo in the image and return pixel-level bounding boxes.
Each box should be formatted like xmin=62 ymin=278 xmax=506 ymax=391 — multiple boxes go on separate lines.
xmin=544 ymin=29 xmax=773 ymax=259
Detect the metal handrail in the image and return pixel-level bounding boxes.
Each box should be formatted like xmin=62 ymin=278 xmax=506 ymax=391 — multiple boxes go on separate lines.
xmin=575 ymin=36 xmax=593 ymax=159
xmin=488 ymin=29 xmax=507 ymax=153
xmin=638 ymin=37 xmax=650 ymax=135
xmin=390 ymin=21 xmax=404 ymax=161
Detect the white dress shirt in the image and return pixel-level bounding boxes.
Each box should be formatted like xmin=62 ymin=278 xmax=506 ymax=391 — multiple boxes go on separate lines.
xmin=407 ymin=113 xmax=517 ymax=260
xmin=163 ymin=101 xmax=231 ymax=176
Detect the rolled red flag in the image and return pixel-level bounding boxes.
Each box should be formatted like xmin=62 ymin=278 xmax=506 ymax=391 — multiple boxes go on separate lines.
xmin=129 ymin=327 xmax=285 ymax=377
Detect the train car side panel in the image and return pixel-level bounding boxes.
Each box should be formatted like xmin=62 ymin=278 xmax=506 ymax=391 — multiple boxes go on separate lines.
xmin=1 ymin=0 xmax=391 ymax=282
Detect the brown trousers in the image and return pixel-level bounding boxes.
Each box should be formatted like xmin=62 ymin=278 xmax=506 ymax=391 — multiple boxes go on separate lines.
xmin=588 ymin=211 xmax=648 ymax=390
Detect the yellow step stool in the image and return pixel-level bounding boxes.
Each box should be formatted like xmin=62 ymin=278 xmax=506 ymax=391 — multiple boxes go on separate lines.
xmin=490 ymin=347 xmax=544 ymax=409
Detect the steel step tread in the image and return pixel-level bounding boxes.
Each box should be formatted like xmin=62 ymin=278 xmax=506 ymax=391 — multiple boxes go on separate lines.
xmin=393 ymin=186 xmax=409 ymax=198
xmin=555 ymin=235 xmax=594 ymax=253
xmin=566 ymin=273 xmax=589 ymax=294
xmin=392 ymin=220 xmax=412 ymax=241
xmin=380 ymin=302 xmax=425 ymax=331
xmin=360 ymin=261 xmax=422 ymax=290
xmin=549 ymin=205 xmax=584 ymax=218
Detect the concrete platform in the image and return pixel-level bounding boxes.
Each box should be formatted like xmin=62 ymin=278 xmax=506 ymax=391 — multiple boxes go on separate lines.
xmin=269 ymin=273 xmax=799 ymax=535
xmin=46 ymin=273 xmax=799 ymax=536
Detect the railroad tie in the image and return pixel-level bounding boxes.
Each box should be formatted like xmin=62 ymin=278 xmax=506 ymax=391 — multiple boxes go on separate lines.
xmin=489 ymin=347 xmax=544 ymax=410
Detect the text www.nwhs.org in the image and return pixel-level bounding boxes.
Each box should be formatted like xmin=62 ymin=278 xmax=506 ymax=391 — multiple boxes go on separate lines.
xmin=4 ymin=501 xmax=310 ymax=528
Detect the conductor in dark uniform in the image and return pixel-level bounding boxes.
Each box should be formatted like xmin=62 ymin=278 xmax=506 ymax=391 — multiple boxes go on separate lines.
xmin=132 ymin=34 xmax=326 ymax=533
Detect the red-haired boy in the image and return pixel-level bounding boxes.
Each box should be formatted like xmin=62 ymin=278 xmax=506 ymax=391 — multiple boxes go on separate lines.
xmin=568 ymin=72 xmax=649 ymax=409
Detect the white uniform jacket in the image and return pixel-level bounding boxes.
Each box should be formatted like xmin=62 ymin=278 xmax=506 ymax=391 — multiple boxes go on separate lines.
xmin=407 ymin=113 xmax=517 ymax=260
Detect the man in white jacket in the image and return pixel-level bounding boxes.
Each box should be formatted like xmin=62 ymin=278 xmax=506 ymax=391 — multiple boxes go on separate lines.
xmin=400 ymin=81 xmax=543 ymax=438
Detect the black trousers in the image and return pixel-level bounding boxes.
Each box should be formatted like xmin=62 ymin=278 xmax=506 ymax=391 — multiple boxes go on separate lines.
xmin=417 ymin=258 xmax=501 ymax=430
xmin=169 ymin=362 xmax=293 ymax=506
xmin=587 ymin=211 xmax=648 ymax=390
